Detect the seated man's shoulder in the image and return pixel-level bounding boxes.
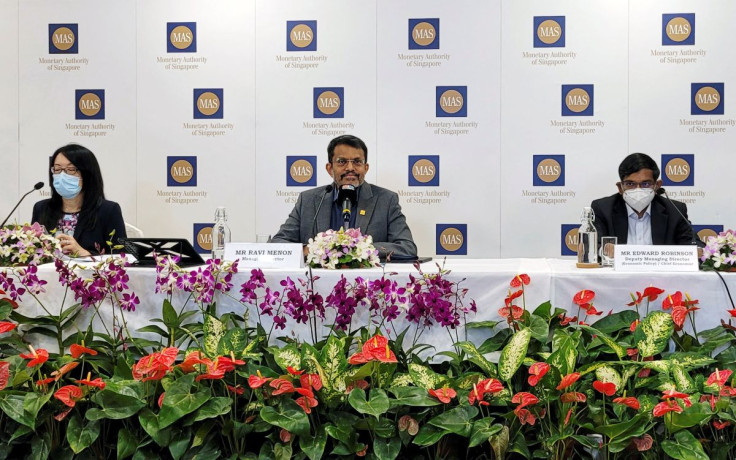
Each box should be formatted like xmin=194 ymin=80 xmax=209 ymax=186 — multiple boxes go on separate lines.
xmin=591 ymin=193 xmax=620 ymax=208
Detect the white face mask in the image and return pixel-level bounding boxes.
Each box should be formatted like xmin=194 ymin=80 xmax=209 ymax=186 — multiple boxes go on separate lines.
xmin=623 ymin=188 xmax=655 ymax=213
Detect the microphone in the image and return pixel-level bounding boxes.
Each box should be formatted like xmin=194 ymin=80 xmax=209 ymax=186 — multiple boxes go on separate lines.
xmin=1 ymin=182 xmax=44 ymax=227
xmin=338 ymin=184 xmax=357 ymax=229
xmin=657 ymin=187 xmax=703 ymax=247
xmin=310 ymin=184 xmax=333 ymax=239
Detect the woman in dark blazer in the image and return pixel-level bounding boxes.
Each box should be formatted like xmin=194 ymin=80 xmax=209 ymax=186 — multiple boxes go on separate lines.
xmin=32 ymin=144 xmax=126 ymax=256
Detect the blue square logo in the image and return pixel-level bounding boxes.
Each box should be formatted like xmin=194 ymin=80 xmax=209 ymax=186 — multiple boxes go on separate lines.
xmin=661 ymin=154 xmax=694 ymax=186
xmin=436 ymin=86 xmax=467 ymax=117
xmin=408 ymin=156 xmax=439 ymax=186
xmin=167 ymin=22 xmax=197 ymax=53
xmin=287 ymin=21 xmax=317 ymax=51
xmin=409 ymin=18 xmax=439 ymax=49
xmin=313 ymin=87 xmax=344 ymax=118
xmin=286 ymin=156 xmax=317 ymax=186
xmin=167 ymin=156 xmax=197 ymax=187
xmin=662 ymin=14 xmax=695 ymax=46
xmin=49 ymin=24 xmax=78 ymax=54
xmin=436 ymin=224 xmax=467 ymax=255
xmin=691 ymin=83 xmax=724 ymax=115
xmin=561 ymin=224 xmax=579 ymax=256
xmin=194 ymin=88 xmax=224 ymax=119
xmin=533 ymin=16 xmax=565 ymax=48
xmin=562 ymin=85 xmax=594 ymax=116
xmin=75 ymin=90 xmax=105 ymax=120
xmin=193 ymin=223 xmax=213 ymax=254
xmin=533 ymin=155 xmax=565 ymax=186
xmin=692 ymin=225 xmax=723 ymax=245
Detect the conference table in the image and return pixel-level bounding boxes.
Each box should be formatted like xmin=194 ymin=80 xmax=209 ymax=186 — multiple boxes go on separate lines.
xmin=15 ymin=258 xmax=736 ymax=357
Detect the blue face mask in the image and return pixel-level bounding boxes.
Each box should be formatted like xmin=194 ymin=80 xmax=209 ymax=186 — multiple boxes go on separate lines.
xmin=52 ymin=172 xmax=82 ymax=199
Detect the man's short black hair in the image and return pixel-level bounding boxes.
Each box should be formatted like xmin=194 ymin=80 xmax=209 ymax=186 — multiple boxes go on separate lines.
xmin=327 ymin=135 xmax=368 ymax=163
xmin=618 ymin=153 xmax=660 ymax=181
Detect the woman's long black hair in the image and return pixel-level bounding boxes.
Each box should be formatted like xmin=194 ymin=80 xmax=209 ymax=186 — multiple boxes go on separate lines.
xmin=38 ymin=144 xmax=106 ymax=232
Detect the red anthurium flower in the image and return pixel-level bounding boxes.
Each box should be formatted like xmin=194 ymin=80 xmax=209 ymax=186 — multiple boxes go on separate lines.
xmin=653 ymin=400 xmax=683 ymax=417
xmin=345 ymin=379 xmax=369 ymax=393
xmin=505 ymin=289 xmax=523 ymax=305
xmin=707 ymin=369 xmax=733 ymax=387
xmin=349 ymin=334 xmax=398 ymax=364
xmin=20 ymin=346 xmax=49 ymax=368
xmin=0 ymin=321 xmax=17 ymax=334
xmin=593 ymin=380 xmax=617 ymax=396
xmin=479 ymin=378 xmax=504 ymax=394
xmin=721 ymin=386 xmax=736 ymax=397
xmin=662 ymin=389 xmax=690 ymax=400
xmin=626 ymin=348 xmax=638 ymax=358
xmin=287 ymin=366 xmax=304 ymax=376
xmin=295 ymin=387 xmax=315 ymax=398
xmin=585 ymin=305 xmax=603 ymax=316
xmin=510 ymin=274 xmax=530 ymax=288
xmin=632 ymin=434 xmax=653 ymax=452
xmin=642 ymin=286 xmax=665 ymax=302
xmin=348 ymin=351 xmax=369 ymax=365
xmin=573 ymin=290 xmax=595 ymax=306
xmin=248 ymin=371 xmax=272 ymax=389
xmin=627 ymin=291 xmax=643 ymax=307
xmin=36 ymin=377 xmax=54 ymax=390
xmin=498 ymin=306 xmax=524 ymax=320
xmin=560 ymin=392 xmax=587 ymax=403
xmin=54 ymin=407 xmax=73 ymax=421
xmin=613 ymin=396 xmax=640 ymax=410
xmin=132 ymin=347 xmax=178 ymax=382
xmin=514 ymin=408 xmax=536 ymax=426
xmin=714 ymin=420 xmax=731 ymax=430
xmin=728 ymin=309 xmax=736 ymax=318
xmin=280 ymin=429 xmax=292 ymax=443
xmin=300 ymin=374 xmax=323 ymax=391
xmin=556 ymin=373 xmax=581 ymax=391
xmin=158 ymin=392 xmax=165 ymax=408
xmin=630 ymin=319 xmax=640 ymax=332
xmin=296 ymin=394 xmax=319 ymax=414
xmin=662 ymin=292 xmax=683 ymax=310
xmin=178 ymin=351 xmax=211 ymax=373
xmin=270 ymin=378 xmax=295 ymax=395
xmin=75 ymin=372 xmax=105 ymax=389
xmin=216 ymin=356 xmax=246 ymax=373
xmin=54 ymin=385 xmax=83 ymax=408
xmin=227 ymin=385 xmax=245 ymax=395
xmin=683 ymin=292 xmax=699 ymax=307
xmin=468 ymin=383 xmax=490 ymax=406
xmin=51 ymin=361 xmax=80 ymax=381
xmin=0 ymin=361 xmax=9 ymax=391
xmin=69 ymin=343 xmax=97 ymax=358
xmin=428 ymin=387 xmax=457 ymax=404
xmin=559 ymin=314 xmax=578 ymax=326
xmin=564 ymin=408 xmax=574 ymax=426
xmin=701 ymin=394 xmax=717 ymax=411
xmin=528 ymin=362 xmax=550 ymax=387
xmin=511 ymin=392 xmax=539 ymax=409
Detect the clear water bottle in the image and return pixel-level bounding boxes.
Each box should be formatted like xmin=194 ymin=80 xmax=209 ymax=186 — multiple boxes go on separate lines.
xmin=211 ymin=206 xmax=231 ymax=260
xmin=577 ymin=206 xmax=598 ymax=265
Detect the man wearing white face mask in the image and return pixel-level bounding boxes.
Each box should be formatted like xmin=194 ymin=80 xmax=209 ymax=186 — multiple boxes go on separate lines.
xmin=590 ymin=153 xmax=693 ymax=246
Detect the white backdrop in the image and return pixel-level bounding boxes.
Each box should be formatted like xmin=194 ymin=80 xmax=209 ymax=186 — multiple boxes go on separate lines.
xmin=1 ymin=0 xmax=734 ymax=258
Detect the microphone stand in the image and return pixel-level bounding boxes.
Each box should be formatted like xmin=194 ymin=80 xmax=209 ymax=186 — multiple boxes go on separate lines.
xmin=1 ymin=182 xmax=44 ymax=227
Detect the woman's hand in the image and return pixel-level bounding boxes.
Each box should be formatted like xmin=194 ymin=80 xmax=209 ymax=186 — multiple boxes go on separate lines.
xmin=57 ymin=233 xmax=91 ymax=257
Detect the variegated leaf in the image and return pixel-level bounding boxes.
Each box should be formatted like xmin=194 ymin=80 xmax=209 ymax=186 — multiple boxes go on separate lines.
xmin=408 ymin=363 xmax=444 ymax=389
xmin=390 ymin=373 xmax=413 ymax=387
xmin=498 ymin=328 xmax=532 ymax=382
xmin=202 ymin=314 xmax=225 ymax=357
xmin=320 ymin=336 xmax=347 ymax=394
xmin=595 ymin=366 xmax=623 ymax=392
xmin=670 ymin=366 xmax=695 ymax=393
xmin=633 ymin=311 xmax=673 ymax=358
xmin=580 ymin=325 xmax=626 ymax=358
xmin=271 ymin=344 xmax=301 ymax=372
xmin=456 ymin=341 xmax=497 ymax=377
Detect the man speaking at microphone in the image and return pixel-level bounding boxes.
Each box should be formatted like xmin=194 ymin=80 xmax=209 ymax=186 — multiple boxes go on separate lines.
xmin=590 ymin=152 xmax=693 ymax=246
xmin=271 ymin=135 xmax=417 ymax=260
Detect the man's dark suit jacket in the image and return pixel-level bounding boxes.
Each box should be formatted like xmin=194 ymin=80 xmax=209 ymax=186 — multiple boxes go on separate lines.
xmin=271 ymin=182 xmax=417 ymax=260
xmin=590 ymin=193 xmax=693 ymax=245
xmin=32 ymin=199 xmax=127 ymax=254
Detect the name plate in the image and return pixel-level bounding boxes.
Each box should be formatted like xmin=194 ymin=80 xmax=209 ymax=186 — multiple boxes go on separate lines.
xmin=614 ymin=245 xmax=698 ymax=272
xmin=224 ymin=243 xmax=303 ymax=269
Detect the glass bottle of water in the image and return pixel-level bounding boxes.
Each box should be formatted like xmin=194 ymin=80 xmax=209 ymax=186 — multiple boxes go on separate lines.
xmin=577 ymin=207 xmax=598 ymax=265
xmin=211 ymin=207 xmax=231 ymax=260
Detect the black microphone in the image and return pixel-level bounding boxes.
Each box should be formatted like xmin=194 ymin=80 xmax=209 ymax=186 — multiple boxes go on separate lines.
xmin=657 ymin=187 xmax=703 ymax=247
xmin=310 ymin=184 xmax=333 ymax=239
xmin=338 ymin=184 xmax=357 ymax=229
xmin=1 ymin=182 xmax=44 ymax=228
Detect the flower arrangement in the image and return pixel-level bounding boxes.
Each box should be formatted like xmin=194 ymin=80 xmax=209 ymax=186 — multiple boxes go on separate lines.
xmin=305 ymin=227 xmax=380 ymax=269
xmin=701 ymin=229 xmax=736 ymax=271
xmin=0 ymin=222 xmax=60 ymax=267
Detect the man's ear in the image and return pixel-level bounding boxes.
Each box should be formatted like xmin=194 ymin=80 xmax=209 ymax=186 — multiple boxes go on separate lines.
xmin=616 ymin=182 xmax=624 ymax=195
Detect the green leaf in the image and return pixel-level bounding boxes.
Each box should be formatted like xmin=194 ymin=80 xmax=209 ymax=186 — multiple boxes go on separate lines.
xmin=661 ymin=429 xmax=708 ymax=460
xmin=88 ymin=382 xmax=147 ymax=420
xmin=580 ymin=325 xmax=626 ymax=358
xmin=592 ymin=310 xmax=639 ymax=334
xmin=300 ymin=425 xmax=327 ymax=460
xmin=270 ymin=344 xmax=302 ymax=373
xmin=666 ymin=402 xmax=713 ymax=433
xmin=217 ymin=328 xmax=248 ymax=357
xmin=408 ymin=363 xmax=444 ymax=389
xmin=203 ymin=314 xmax=225 ymax=357
xmin=469 ymin=418 xmax=503 ymax=448
xmin=634 ymin=311 xmax=674 ymax=357
xmin=547 ymin=329 xmax=579 ymax=375
xmin=193 ymin=397 xmax=232 ymax=422
xmin=169 ymin=429 xmax=191 ymax=460
xmin=23 ymin=392 xmax=52 ymax=427
xmin=273 ymin=442 xmax=292 ymax=460
xmin=456 ymin=341 xmax=497 ymax=377
xmin=388 ymin=386 xmax=441 ymax=408
xmin=373 ymin=436 xmax=401 ymax=460
xmin=348 ymin=388 xmax=390 ymax=419
xmin=413 ymin=425 xmax=448 ymax=446
xmin=528 ymin=314 xmax=549 ymax=342
xmin=260 ymin=399 xmax=310 ymax=436
xmin=428 ymin=405 xmax=478 ymax=437
xmin=594 ymin=414 xmax=645 ymax=439
xmin=489 ymin=425 xmax=510 ymax=459
xmin=159 ymin=374 xmax=211 ymax=429
xmin=532 ymin=300 xmax=553 ymax=319
xmin=66 ymin=414 xmax=100 ymax=454
xmin=138 ymin=408 xmax=172 ymax=447
xmin=162 ymin=299 xmax=178 ymax=329
xmin=498 ymin=328 xmax=532 ymax=381
xmin=0 ymin=394 xmax=33 ymax=428
xmin=117 ymin=428 xmax=138 ymax=459
xmin=465 ymin=320 xmax=500 ymax=329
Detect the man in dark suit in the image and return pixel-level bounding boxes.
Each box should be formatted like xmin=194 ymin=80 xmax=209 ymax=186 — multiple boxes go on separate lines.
xmin=591 ymin=153 xmax=693 ymax=245
xmin=271 ymin=135 xmax=417 ymax=260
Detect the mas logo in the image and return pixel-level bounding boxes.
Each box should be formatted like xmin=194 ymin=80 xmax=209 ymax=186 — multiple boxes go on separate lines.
xmin=167 ymin=22 xmax=197 ymax=53
xmin=662 ymin=13 xmax=695 ymax=46
xmin=561 ymin=224 xmax=579 ymax=256
xmin=692 ymin=225 xmax=723 ymax=245
xmin=194 ymin=88 xmax=224 ymax=119
xmin=562 ymin=84 xmax=594 ymax=116
xmin=313 ymin=87 xmax=344 ymax=118
xmin=533 ymin=16 xmax=565 ymax=48
xmin=533 ymin=155 xmax=565 ymax=186
xmin=436 ymin=86 xmax=467 ymax=117
xmin=167 ymin=156 xmax=197 ymax=187
xmin=661 ymin=154 xmax=694 ymax=186
xmin=409 ymin=18 xmax=439 ymax=50
xmin=691 ymin=83 xmax=724 ymax=115
xmin=286 ymin=156 xmax=317 ymax=186
xmin=287 ymin=20 xmax=317 ymax=51
xmin=193 ymin=223 xmax=213 ymax=254
xmin=75 ymin=90 xmax=104 ymax=120
xmin=436 ymin=224 xmax=467 ymax=255
xmin=408 ymin=155 xmax=439 ymax=186
xmin=49 ymin=24 xmax=78 ymax=54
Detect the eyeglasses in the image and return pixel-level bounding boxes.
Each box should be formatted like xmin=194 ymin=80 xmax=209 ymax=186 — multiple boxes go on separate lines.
xmin=51 ymin=166 xmax=79 ymax=175
xmin=622 ymin=181 xmax=654 ymax=190
xmin=334 ymin=158 xmax=365 ymax=167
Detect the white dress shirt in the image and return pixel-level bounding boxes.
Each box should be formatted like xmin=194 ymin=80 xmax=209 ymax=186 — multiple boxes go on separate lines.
xmin=626 ymin=203 xmax=653 ymax=245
